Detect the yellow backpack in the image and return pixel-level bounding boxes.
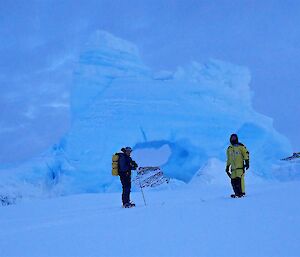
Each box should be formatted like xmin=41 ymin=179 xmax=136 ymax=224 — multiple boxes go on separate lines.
xmin=112 ymin=153 xmax=119 ymax=176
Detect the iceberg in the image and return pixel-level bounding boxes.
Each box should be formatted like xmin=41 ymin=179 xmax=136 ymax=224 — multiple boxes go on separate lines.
xmin=0 ymin=31 xmax=295 ymax=196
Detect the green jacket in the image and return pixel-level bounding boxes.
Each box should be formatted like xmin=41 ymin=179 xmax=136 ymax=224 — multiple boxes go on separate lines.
xmin=226 ymin=143 xmax=249 ymax=171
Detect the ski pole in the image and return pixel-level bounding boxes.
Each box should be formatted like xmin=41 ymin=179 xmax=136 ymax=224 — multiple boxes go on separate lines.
xmin=138 ymin=174 xmax=147 ymax=206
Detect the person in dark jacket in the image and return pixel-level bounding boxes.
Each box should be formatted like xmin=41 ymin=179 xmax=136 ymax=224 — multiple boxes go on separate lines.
xmin=118 ymin=147 xmax=138 ymax=208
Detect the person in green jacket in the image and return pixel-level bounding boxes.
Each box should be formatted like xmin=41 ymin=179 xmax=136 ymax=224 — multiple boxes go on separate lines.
xmin=226 ymin=134 xmax=250 ymax=198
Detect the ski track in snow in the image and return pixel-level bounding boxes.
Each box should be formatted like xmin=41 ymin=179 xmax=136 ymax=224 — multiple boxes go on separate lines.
xmin=0 ymin=181 xmax=300 ymax=257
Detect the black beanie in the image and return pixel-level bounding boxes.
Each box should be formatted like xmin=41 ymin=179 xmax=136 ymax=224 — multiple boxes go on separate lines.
xmin=230 ymin=134 xmax=239 ymax=145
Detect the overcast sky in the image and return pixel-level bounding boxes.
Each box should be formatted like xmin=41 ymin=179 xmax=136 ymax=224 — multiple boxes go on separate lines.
xmin=0 ymin=0 xmax=299 ymax=163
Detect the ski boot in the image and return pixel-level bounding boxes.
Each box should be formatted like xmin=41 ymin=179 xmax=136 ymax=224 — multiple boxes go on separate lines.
xmin=129 ymin=201 xmax=136 ymax=207
xmin=231 ymin=194 xmax=244 ymax=198
xmin=123 ymin=202 xmax=136 ymax=208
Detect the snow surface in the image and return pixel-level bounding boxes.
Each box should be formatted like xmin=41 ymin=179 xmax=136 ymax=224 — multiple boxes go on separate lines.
xmin=0 ymin=31 xmax=298 ymax=198
xmin=1 ymin=177 xmax=299 ymax=257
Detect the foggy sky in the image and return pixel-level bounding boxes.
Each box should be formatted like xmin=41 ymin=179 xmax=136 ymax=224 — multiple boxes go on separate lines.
xmin=0 ymin=0 xmax=299 ymax=163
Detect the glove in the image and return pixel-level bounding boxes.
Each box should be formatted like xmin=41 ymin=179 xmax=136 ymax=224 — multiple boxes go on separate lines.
xmin=131 ymin=160 xmax=138 ymax=170
xmin=244 ymin=159 xmax=249 ymax=170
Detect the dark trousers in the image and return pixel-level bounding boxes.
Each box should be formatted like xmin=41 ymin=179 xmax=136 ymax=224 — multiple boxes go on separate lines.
xmin=119 ymin=173 xmax=131 ymax=205
xmin=231 ymin=177 xmax=242 ymax=196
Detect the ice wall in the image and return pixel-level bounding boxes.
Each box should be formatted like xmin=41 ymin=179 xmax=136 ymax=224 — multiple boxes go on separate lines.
xmin=0 ymin=31 xmax=295 ymax=196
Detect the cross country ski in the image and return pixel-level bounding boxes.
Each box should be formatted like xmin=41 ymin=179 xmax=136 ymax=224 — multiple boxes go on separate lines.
xmin=133 ymin=167 xmax=170 ymax=188
xmin=281 ymin=152 xmax=300 ymax=161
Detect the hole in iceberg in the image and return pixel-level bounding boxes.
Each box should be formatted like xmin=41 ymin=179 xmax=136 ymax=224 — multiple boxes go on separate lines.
xmin=133 ymin=140 xmax=207 ymax=182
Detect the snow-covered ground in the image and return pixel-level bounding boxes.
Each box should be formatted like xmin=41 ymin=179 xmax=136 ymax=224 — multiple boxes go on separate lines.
xmin=1 ymin=179 xmax=299 ymax=257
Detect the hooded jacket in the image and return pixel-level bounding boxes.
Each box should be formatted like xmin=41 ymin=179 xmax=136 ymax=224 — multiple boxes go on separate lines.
xmin=118 ymin=153 xmax=138 ymax=174
xmin=226 ymin=143 xmax=249 ymax=171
